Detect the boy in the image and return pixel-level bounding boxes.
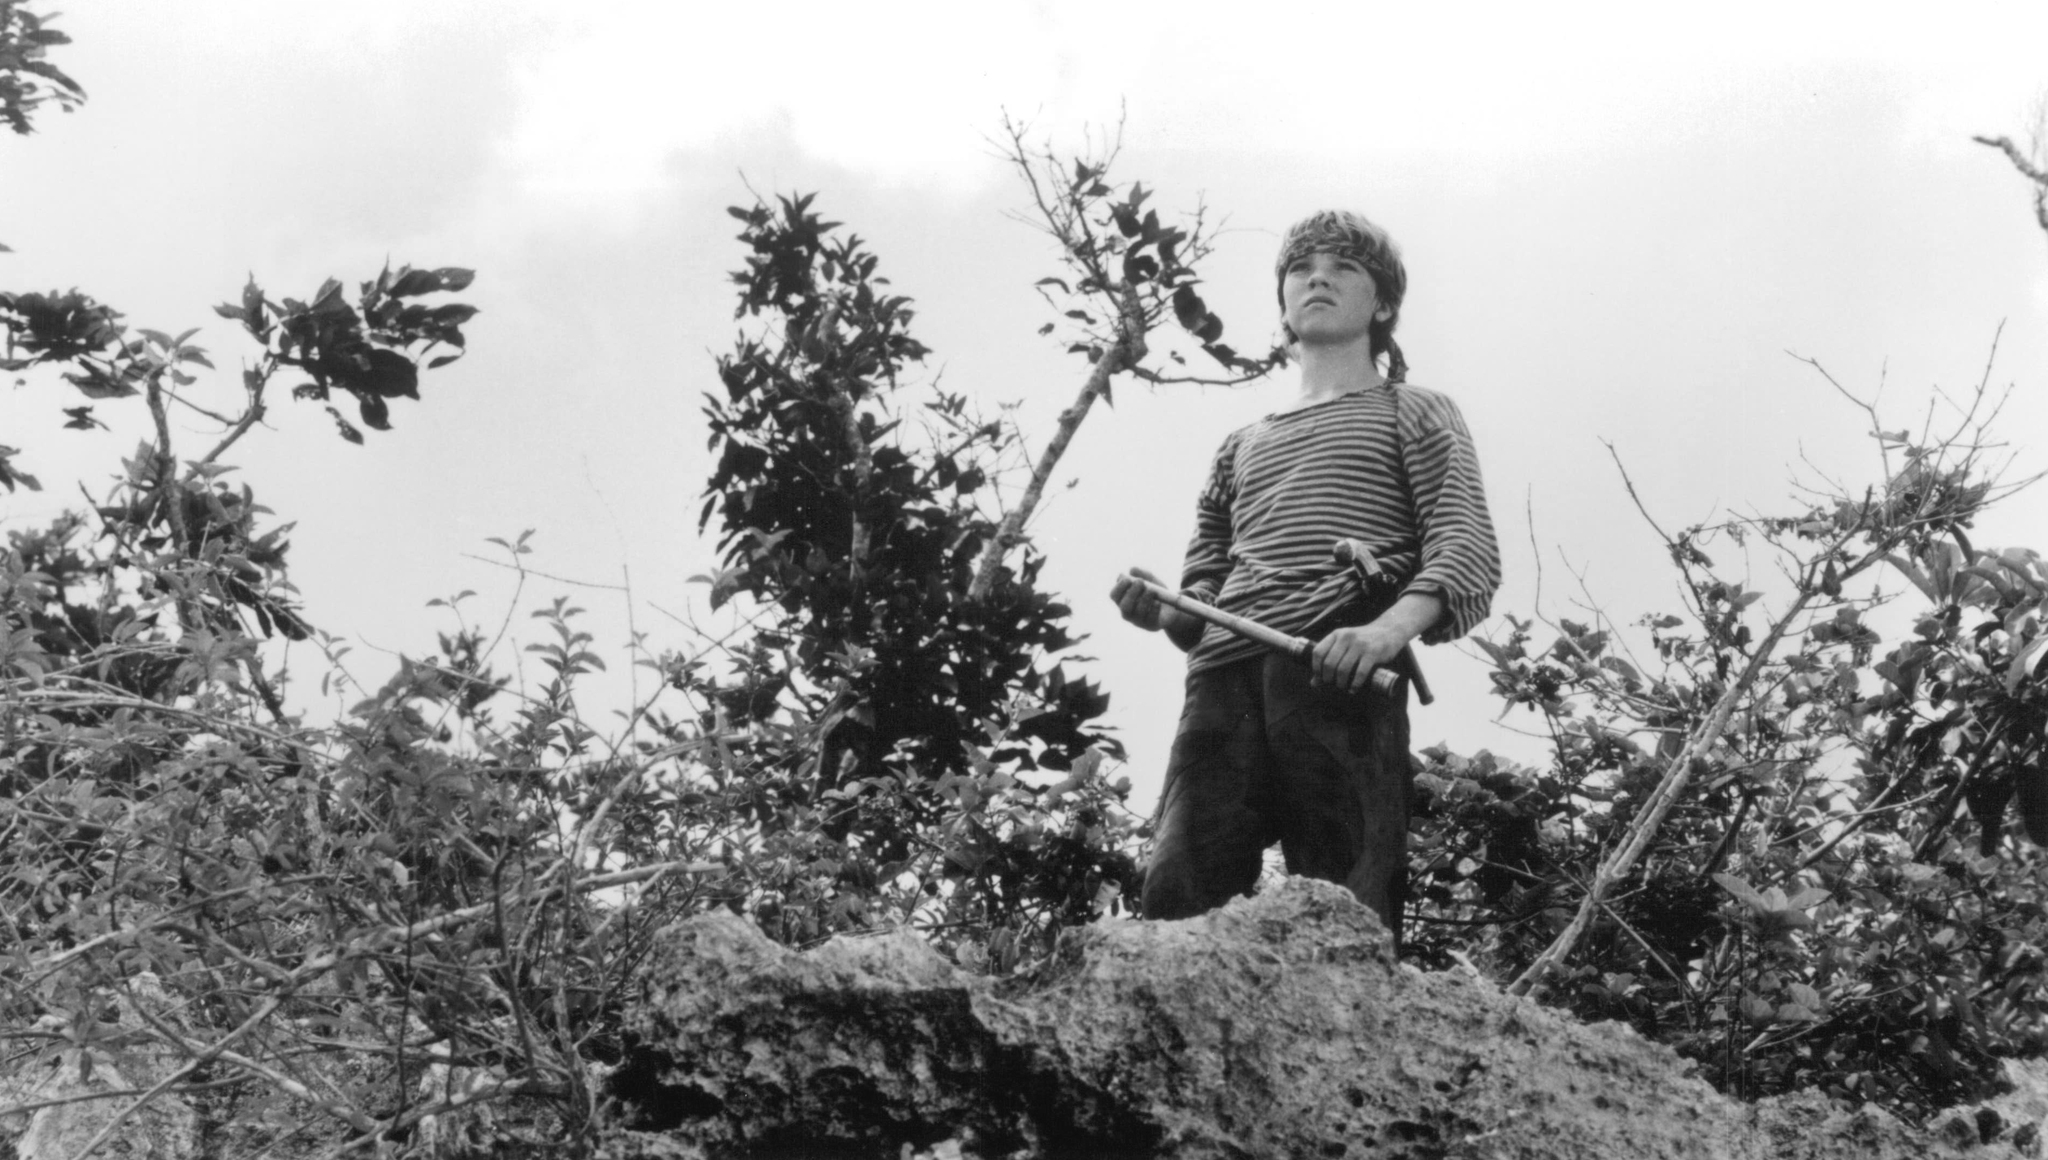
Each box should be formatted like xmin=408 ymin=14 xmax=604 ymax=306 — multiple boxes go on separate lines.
xmin=1110 ymin=210 xmax=1500 ymax=943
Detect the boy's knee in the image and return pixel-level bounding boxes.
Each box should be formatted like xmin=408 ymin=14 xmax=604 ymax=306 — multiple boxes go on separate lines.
xmin=1140 ymin=858 xmax=1230 ymax=921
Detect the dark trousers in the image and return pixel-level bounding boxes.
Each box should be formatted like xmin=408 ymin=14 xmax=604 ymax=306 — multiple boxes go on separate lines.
xmin=1140 ymin=650 xmax=1413 ymax=944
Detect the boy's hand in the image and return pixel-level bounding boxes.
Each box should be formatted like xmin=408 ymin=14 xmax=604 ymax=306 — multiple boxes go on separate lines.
xmin=1311 ymin=622 xmax=1407 ymax=693
xmin=1310 ymin=590 xmax=1443 ymax=693
xmin=1111 ymin=568 xmax=1200 ymax=648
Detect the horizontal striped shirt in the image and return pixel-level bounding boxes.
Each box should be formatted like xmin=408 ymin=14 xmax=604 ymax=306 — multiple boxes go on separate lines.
xmin=1180 ymin=382 xmax=1501 ymax=674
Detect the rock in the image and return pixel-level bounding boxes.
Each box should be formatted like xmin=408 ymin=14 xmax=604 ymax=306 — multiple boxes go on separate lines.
xmin=0 ymin=977 xmax=201 ymax=1160
xmin=610 ymin=877 xmax=2036 ymax=1160
xmin=1986 ymin=1058 xmax=2048 ymax=1157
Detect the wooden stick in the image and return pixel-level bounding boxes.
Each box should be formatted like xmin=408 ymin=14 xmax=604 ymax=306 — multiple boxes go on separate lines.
xmin=1121 ymin=574 xmax=1401 ymax=697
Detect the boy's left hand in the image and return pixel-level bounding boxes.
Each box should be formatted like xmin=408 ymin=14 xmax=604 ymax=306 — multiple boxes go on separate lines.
xmin=1310 ymin=622 xmax=1406 ymax=693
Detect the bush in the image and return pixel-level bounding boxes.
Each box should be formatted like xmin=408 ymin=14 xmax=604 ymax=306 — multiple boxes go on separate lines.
xmin=1405 ymin=388 xmax=2048 ymax=1119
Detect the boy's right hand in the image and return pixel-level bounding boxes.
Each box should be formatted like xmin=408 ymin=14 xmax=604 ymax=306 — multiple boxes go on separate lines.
xmin=1110 ymin=567 xmax=1199 ymax=647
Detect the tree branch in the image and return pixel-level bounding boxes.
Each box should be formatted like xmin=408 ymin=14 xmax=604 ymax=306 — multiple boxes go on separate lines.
xmin=1974 ymin=134 xmax=2048 ymax=238
xmin=1509 ymin=564 xmax=1818 ymax=996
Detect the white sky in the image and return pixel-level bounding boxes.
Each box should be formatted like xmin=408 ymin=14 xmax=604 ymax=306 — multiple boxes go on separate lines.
xmin=5 ymin=2 xmax=2048 ymax=809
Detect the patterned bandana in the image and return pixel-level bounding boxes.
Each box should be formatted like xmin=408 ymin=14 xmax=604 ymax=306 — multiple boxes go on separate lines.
xmin=1272 ymin=209 xmax=1406 ymax=313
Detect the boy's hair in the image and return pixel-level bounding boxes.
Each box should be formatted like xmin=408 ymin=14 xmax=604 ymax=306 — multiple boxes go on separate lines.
xmin=1274 ymin=209 xmax=1408 ymax=380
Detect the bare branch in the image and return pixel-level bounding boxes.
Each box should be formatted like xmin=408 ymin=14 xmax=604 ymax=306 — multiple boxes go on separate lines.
xmin=196 ymin=360 xmax=275 ymax=467
xmin=1974 ymin=134 xmax=2048 ymax=238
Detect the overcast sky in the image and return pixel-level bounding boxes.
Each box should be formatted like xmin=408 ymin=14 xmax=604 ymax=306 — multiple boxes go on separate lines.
xmin=5 ymin=2 xmax=2048 ymax=808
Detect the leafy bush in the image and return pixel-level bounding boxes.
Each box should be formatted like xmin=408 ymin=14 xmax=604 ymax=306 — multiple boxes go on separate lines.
xmin=1405 ymin=388 xmax=2048 ymax=1119
xmin=8 ymin=13 xmax=2048 ymax=1150
xmin=0 ymin=24 xmax=1156 ymax=1146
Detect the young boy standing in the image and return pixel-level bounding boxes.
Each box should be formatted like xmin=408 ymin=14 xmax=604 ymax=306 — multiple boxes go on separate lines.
xmin=1110 ymin=210 xmax=1500 ymax=943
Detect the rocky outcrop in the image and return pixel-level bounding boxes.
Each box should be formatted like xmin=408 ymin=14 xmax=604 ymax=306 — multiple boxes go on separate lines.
xmin=0 ymin=976 xmax=201 ymax=1160
xmin=608 ymin=877 xmax=2041 ymax=1160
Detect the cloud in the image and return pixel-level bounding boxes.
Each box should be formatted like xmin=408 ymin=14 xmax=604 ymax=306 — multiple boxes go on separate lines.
xmin=493 ymin=2 xmax=1096 ymax=206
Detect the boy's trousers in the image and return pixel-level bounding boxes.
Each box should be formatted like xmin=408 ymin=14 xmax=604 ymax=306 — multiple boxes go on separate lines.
xmin=1140 ymin=648 xmax=1412 ymax=945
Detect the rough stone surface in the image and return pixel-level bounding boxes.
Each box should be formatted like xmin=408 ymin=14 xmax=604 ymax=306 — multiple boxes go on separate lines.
xmin=609 ymin=877 xmax=2042 ymax=1160
xmin=1 ymin=983 xmax=202 ymax=1160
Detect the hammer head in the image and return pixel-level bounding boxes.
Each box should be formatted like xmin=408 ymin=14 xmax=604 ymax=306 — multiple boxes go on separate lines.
xmin=1332 ymin=538 xmax=1385 ymax=584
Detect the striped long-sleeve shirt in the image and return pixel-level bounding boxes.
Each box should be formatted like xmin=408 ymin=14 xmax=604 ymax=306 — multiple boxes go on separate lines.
xmin=1180 ymin=381 xmax=1501 ymax=675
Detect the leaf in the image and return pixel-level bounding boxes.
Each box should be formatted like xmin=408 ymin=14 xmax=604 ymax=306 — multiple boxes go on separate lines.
xmin=2008 ymin=634 xmax=2048 ymax=695
xmin=1784 ymin=886 xmax=1830 ymax=912
xmin=0 ymin=463 xmax=40 ymax=493
xmin=63 ymin=369 xmax=137 ymax=400
xmin=1740 ymin=992 xmax=1776 ymax=1025
xmin=1599 ymin=656 xmax=1641 ymax=686
xmin=1713 ymin=872 xmax=1769 ymax=912
xmin=61 ymin=405 xmax=105 ymax=431
xmin=241 ymin=277 xmax=268 ymax=323
xmin=357 ymin=393 xmax=391 ymax=430
xmin=352 ymin=349 xmax=419 ymax=399
xmin=324 ymin=405 xmax=363 ymax=445
xmin=387 ymin=268 xmax=443 ymax=298
xmin=2014 ymin=759 xmax=2048 ymax=845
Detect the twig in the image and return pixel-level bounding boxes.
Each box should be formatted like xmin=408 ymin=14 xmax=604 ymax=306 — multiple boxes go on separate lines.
xmin=1974 ymin=134 xmax=2048 ymax=237
xmin=196 ymin=358 xmax=274 ymax=467
xmin=60 ymin=995 xmax=284 ymax=1160
xmin=968 ymin=297 xmax=1140 ymax=599
xmin=459 ymin=552 xmax=628 ymax=593
xmin=0 ymin=1074 xmax=249 ymax=1120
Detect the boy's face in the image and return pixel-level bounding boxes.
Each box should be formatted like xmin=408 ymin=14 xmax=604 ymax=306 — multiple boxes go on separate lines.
xmin=1280 ymin=250 xmax=1387 ymax=348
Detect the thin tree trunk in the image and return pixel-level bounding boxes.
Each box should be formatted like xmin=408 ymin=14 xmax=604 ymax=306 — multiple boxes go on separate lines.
xmin=969 ymin=294 xmax=1146 ymax=601
xmin=1507 ymin=589 xmax=1814 ymax=997
xmin=832 ymin=390 xmax=874 ymax=584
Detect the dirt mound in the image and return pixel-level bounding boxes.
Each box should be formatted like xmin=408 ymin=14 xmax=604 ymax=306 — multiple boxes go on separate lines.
xmin=608 ymin=877 xmax=2039 ymax=1159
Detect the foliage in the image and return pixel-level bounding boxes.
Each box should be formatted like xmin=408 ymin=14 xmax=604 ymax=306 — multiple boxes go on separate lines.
xmin=968 ymin=115 xmax=1286 ymax=598
xmin=0 ymin=0 xmax=80 ymax=137
xmin=5 ymin=14 xmax=2044 ymax=1148
xmin=690 ymin=192 xmax=1140 ymax=961
xmin=2 ymin=517 xmax=724 ymax=1154
xmin=1405 ymin=366 xmax=2048 ymax=1120
xmin=0 ymin=237 xmax=660 ymax=1153
xmin=0 ymin=32 xmax=1160 ymax=1149
xmin=1000 ymin=114 xmax=1278 ymax=389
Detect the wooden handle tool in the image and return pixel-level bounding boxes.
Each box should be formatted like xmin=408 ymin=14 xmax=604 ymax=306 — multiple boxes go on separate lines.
xmin=1120 ymin=573 xmax=1403 ymax=698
